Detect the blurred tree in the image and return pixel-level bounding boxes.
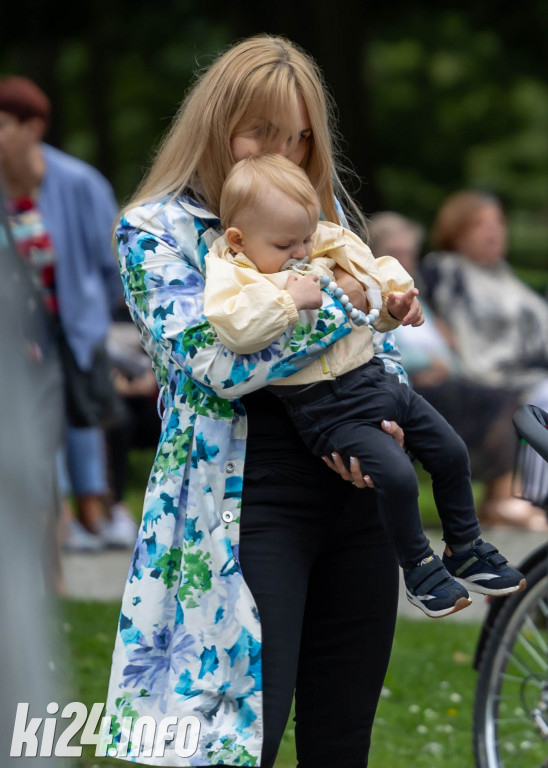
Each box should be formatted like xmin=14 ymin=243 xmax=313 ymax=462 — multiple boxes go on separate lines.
xmin=366 ymin=8 xmax=548 ymax=218
xmin=219 ymin=0 xmax=548 ymax=286
xmin=1 ymin=0 xmax=546 ymax=284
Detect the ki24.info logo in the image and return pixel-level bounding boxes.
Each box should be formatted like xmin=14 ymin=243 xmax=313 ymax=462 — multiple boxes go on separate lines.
xmin=10 ymin=702 xmax=201 ymax=758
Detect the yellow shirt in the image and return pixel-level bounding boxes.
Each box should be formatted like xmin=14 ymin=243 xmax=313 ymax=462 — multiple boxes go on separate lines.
xmin=204 ymin=220 xmax=414 ymax=385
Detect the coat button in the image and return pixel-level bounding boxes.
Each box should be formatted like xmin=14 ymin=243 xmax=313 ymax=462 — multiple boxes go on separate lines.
xmin=222 ymin=511 xmax=234 ymax=523
xmin=225 ymin=461 xmax=235 ymax=474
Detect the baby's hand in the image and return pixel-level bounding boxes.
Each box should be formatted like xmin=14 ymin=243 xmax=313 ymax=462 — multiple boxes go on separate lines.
xmin=387 ymin=287 xmax=424 ymax=326
xmin=286 ymin=273 xmax=322 ymax=310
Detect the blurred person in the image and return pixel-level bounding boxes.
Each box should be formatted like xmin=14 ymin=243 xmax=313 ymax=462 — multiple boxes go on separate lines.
xmin=421 ymin=191 xmax=548 ymax=393
xmin=104 ymin=304 xmax=161 ymax=530
xmin=0 ymin=75 xmax=134 ymax=551
xmin=421 ymin=192 xmax=548 ymax=520
xmin=368 ymin=210 xmax=546 ymax=530
xmin=0 ymin=188 xmax=68 ymax=766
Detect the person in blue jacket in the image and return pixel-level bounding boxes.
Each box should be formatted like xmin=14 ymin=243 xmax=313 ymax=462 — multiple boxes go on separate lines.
xmin=0 ymin=75 xmax=136 ymax=552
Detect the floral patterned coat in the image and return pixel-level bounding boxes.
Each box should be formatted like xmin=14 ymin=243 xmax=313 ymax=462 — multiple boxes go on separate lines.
xmin=105 ymin=194 xmax=354 ymax=765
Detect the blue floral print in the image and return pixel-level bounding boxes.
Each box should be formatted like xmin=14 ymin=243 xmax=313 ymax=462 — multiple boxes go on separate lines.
xmin=105 ymin=193 xmax=352 ymax=765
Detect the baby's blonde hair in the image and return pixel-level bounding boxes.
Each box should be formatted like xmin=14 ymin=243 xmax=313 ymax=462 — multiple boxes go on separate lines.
xmin=220 ymin=154 xmax=320 ymax=231
xmin=118 ymin=34 xmax=365 ymax=234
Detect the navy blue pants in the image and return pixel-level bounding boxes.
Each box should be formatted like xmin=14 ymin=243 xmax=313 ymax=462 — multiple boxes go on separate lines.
xmin=240 ymin=389 xmax=399 ymax=768
xmin=277 ymin=357 xmax=482 ymax=570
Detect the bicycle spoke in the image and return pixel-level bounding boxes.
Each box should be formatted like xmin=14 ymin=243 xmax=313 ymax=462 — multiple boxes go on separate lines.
xmin=517 ymin=616 xmax=548 ymax=659
xmin=499 ymin=673 xmax=544 ymax=688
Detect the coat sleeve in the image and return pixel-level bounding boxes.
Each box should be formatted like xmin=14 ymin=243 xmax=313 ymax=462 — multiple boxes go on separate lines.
xmin=372 ymin=254 xmax=416 ymax=333
xmin=310 ymin=224 xmax=415 ymax=333
xmin=116 ymin=209 xmax=352 ymax=399
xmin=203 ymin=254 xmax=299 ymax=354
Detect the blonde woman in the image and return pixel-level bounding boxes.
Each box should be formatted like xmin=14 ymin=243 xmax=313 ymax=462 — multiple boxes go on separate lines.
xmin=105 ymin=35 xmax=406 ymax=767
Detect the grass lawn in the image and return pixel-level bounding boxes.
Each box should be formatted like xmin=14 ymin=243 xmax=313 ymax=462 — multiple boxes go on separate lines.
xmin=60 ymin=598 xmax=481 ymax=768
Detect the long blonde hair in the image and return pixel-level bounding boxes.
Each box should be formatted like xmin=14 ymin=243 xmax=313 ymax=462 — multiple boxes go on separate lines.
xmin=123 ymin=34 xmax=365 ymax=233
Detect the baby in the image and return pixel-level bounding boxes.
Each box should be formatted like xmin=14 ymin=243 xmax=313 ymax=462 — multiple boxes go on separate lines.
xmin=204 ymin=154 xmax=526 ymax=618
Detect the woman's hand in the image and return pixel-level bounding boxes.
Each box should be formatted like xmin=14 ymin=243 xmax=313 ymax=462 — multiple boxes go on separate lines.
xmin=387 ymin=288 xmax=424 ymax=326
xmin=322 ymin=420 xmax=405 ymax=488
xmin=332 ymin=266 xmax=367 ymax=312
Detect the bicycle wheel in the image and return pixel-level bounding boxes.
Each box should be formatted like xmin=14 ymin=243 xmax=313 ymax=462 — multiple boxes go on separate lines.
xmin=474 ymin=555 xmax=548 ymax=768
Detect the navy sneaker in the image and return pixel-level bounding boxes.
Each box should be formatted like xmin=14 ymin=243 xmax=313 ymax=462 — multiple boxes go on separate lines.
xmin=443 ymin=539 xmax=527 ymax=596
xmin=404 ymin=554 xmax=472 ymax=618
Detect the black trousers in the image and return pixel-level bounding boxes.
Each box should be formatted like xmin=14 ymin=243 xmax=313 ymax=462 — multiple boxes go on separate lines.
xmin=240 ymin=390 xmax=399 ymax=768
xmin=279 ymin=358 xmax=482 ymax=569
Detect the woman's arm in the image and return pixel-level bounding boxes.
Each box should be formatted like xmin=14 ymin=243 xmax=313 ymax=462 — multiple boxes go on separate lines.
xmin=204 ymin=254 xmax=299 ymax=354
xmin=117 ymin=210 xmax=352 ymax=399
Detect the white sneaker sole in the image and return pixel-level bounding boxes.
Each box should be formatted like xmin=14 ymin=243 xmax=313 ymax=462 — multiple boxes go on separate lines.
xmin=455 ymin=577 xmax=527 ymax=596
xmin=405 ymin=591 xmax=472 ymax=619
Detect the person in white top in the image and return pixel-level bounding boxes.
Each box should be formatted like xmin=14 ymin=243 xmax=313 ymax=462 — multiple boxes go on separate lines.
xmin=421 ymin=192 xmax=548 ymax=522
xmin=368 ymin=210 xmax=547 ymax=531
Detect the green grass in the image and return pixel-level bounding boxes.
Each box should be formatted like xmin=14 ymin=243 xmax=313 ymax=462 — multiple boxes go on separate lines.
xmin=370 ymin=620 xmax=479 ymax=768
xmin=54 ymin=601 xmax=120 ymax=768
xmin=60 ymin=599 xmax=481 ymax=768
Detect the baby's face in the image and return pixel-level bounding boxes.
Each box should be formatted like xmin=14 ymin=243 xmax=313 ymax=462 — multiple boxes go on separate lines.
xmin=239 ymin=191 xmax=319 ymax=274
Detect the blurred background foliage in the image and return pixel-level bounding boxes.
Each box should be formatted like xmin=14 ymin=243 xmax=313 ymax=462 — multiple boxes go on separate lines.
xmin=2 ymin=0 xmax=546 ymax=289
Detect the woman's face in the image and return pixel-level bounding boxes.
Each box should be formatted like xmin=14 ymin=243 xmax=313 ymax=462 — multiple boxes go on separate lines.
xmin=454 ymin=204 xmax=507 ymax=267
xmin=230 ymin=96 xmax=312 ymax=166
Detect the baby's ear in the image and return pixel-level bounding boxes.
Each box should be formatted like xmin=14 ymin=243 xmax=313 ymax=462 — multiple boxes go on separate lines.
xmin=225 ymin=227 xmax=245 ymax=253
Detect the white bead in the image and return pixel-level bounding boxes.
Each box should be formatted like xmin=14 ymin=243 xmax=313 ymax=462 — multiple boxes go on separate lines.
xmin=327 ymin=281 xmax=338 ymax=292
xmin=350 ymin=308 xmax=359 ymax=319
xmin=340 ymin=294 xmax=349 ymax=305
